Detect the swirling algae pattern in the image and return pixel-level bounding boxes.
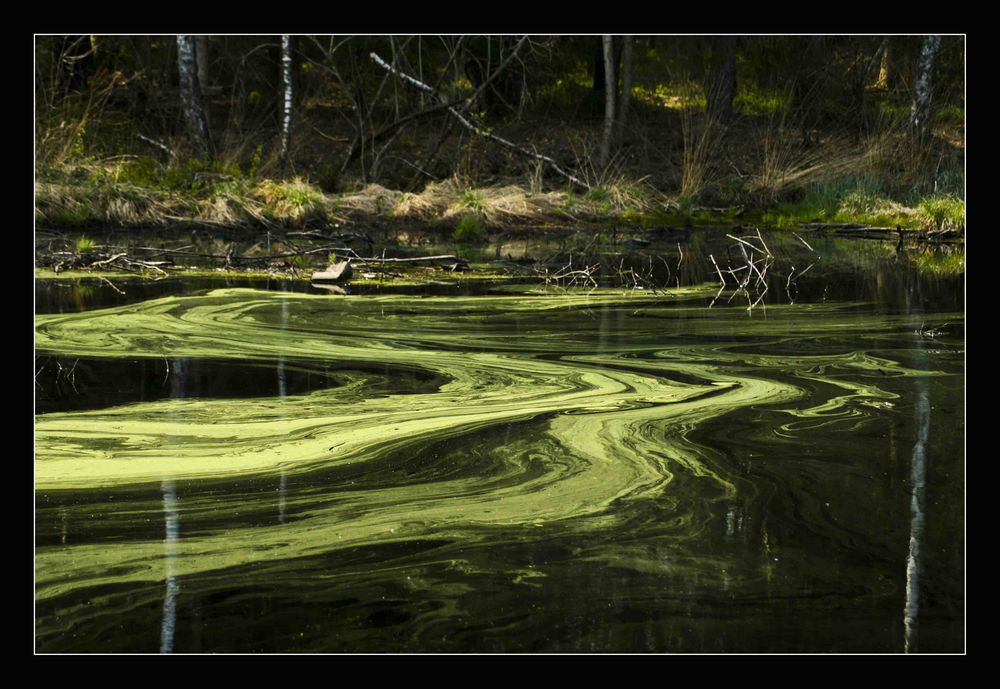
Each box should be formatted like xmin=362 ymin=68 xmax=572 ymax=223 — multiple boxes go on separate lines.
xmin=34 ymin=286 xmax=962 ymax=650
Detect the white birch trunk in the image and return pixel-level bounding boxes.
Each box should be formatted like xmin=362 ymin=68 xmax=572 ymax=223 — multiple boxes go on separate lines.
xmin=176 ymin=35 xmax=213 ymax=158
xmin=279 ymin=35 xmax=293 ymax=167
xmin=910 ymin=35 xmax=941 ymax=138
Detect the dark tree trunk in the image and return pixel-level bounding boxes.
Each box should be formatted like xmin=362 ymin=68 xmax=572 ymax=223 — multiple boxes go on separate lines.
xmin=195 ymin=36 xmax=211 ymax=94
xmin=592 ymin=38 xmax=606 ymax=93
xmin=614 ymin=36 xmax=633 ymax=146
xmin=176 ymin=35 xmax=214 ymax=159
xmin=599 ymin=36 xmax=616 ymax=168
xmin=706 ymin=36 xmax=737 ymax=124
xmin=592 ymin=36 xmax=623 ymax=95
xmin=792 ymin=36 xmax=828 ymax=146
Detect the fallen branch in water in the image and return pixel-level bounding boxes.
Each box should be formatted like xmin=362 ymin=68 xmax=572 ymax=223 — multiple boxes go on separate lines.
xmin=336 ymin=253 xmax=469 ymax=266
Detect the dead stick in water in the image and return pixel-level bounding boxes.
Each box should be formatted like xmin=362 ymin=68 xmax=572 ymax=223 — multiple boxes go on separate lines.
xmin=727 ymin=234 xmax=767 ymax=254
xmin=792 ymin=232 xmax=816 ymax=253
xmin=755 ymin=228 xmax=771 ymax=256
xmin=97 ymin=276 xmax=126 ymax=295
xmin=709 ymin=254 xmax=725 ymax=285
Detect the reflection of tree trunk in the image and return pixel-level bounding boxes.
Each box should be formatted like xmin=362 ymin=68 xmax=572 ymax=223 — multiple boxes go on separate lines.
xmin=176 ymin=35 xmax=214 ymax=159
xmin=159 ymin=479 xmax=180 ymax=654
xmin=160 ymin=358 xmax=184 ymax=654
xmin=706 ymin=36 xmax=737 ymax=124
xmin=599 ymin=36 xmax=616 ymax=169
xmin=904 ymin=378 xmax=930 ymax=653
xmin=277 ymin=297 xmax=288 ymax=524
xmin=614 ymin=36 xmax=633 ymax=146
xmin=911 ymin=35 xmax=941 ymax=141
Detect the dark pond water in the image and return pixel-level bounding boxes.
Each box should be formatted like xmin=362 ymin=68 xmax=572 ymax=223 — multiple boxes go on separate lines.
xmin=34 ymin=230 xmax=964 ymax=653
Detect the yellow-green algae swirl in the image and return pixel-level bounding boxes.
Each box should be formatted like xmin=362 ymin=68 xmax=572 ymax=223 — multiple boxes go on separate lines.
xmin=35 ymin=286 xmax=962 ymax=650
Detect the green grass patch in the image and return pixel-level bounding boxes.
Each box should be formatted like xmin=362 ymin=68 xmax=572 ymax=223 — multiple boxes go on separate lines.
xmin=757 ymin=177 xmax=922 ymax=229
xmin=254 ymin=178 xmax=327 ymax=222
xmin=734 ymin=84 xmax=791 ymax=116
xmin=918 ymin=195 xmax=965 ymax=230
xmin=75 ymin=236 xmax=95 ymax=253
xmin=454 ymin=214 xmax=486 ymax=243
xmin=934 ymin=103 xmax=965 ymax=127
xmin=457 ymin=188 xmax=485 ymax=213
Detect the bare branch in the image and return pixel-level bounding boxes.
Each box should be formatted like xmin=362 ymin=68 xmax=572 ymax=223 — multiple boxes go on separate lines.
xmin=370 ymin=50 xmax=590 ymax=190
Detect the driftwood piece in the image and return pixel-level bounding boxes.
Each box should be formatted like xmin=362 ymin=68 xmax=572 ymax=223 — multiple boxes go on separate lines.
xmin=311 ymin=260 xmax=354 ymax=283
xmin=345 ymin=254 xmax=469 ymax=266
xmin=799 ymin=222 xmax=875 ymax=230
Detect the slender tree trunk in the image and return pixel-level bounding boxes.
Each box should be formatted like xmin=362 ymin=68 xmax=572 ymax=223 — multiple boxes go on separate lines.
xmin=706 ymin=36 xmax=737 ymax=123
xmin=599 ymin=35 xmax=616 ymax=169
xmin=195 ymin=36 xmax=210 ymax=94
xmin=176 ymin=35 xmax=213 ymax=159
xmin=875 ymin=38 xmax=890 ymax=90
xmin=614 ymin=36 xmax=633 ymax=146
xmin=279 ymin=34 xmax=293 ymax=169
xmin=911 ymin=35 xmax=941 ymax=140
xmin=592 ymin=39 xmax=605 ymax=93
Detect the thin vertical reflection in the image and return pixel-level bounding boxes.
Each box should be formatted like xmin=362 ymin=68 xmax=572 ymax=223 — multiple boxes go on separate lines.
xmin=161 ymin=357 xmax=186 ymax=653
xmin=160 ymin=478 xmax=179 ymax=654
xmin=277 ymin=297 xmax=288 ymax=523
xmin=904 ymin=382 xmax=930 ymax=653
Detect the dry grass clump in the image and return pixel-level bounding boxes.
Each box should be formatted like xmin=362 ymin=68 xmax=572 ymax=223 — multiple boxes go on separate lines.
xmin=196 ymin=194 xmax=256 ymax=226
xmin=389 ymin=177 xmax=574 ymax=225
xmin=392 ymin=180 xmax=457 ymax=219
xmin=252 ymin=178 xmax=329 ymax=224
xmin=336 ymin=183 xmax=406 ymax=217
xmin=35 ymin=181 xmax=172 ymax=226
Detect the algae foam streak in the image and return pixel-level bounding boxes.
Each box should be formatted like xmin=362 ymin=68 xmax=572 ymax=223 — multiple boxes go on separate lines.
xmin=35 ymin=284 xmax=964 ymax=652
